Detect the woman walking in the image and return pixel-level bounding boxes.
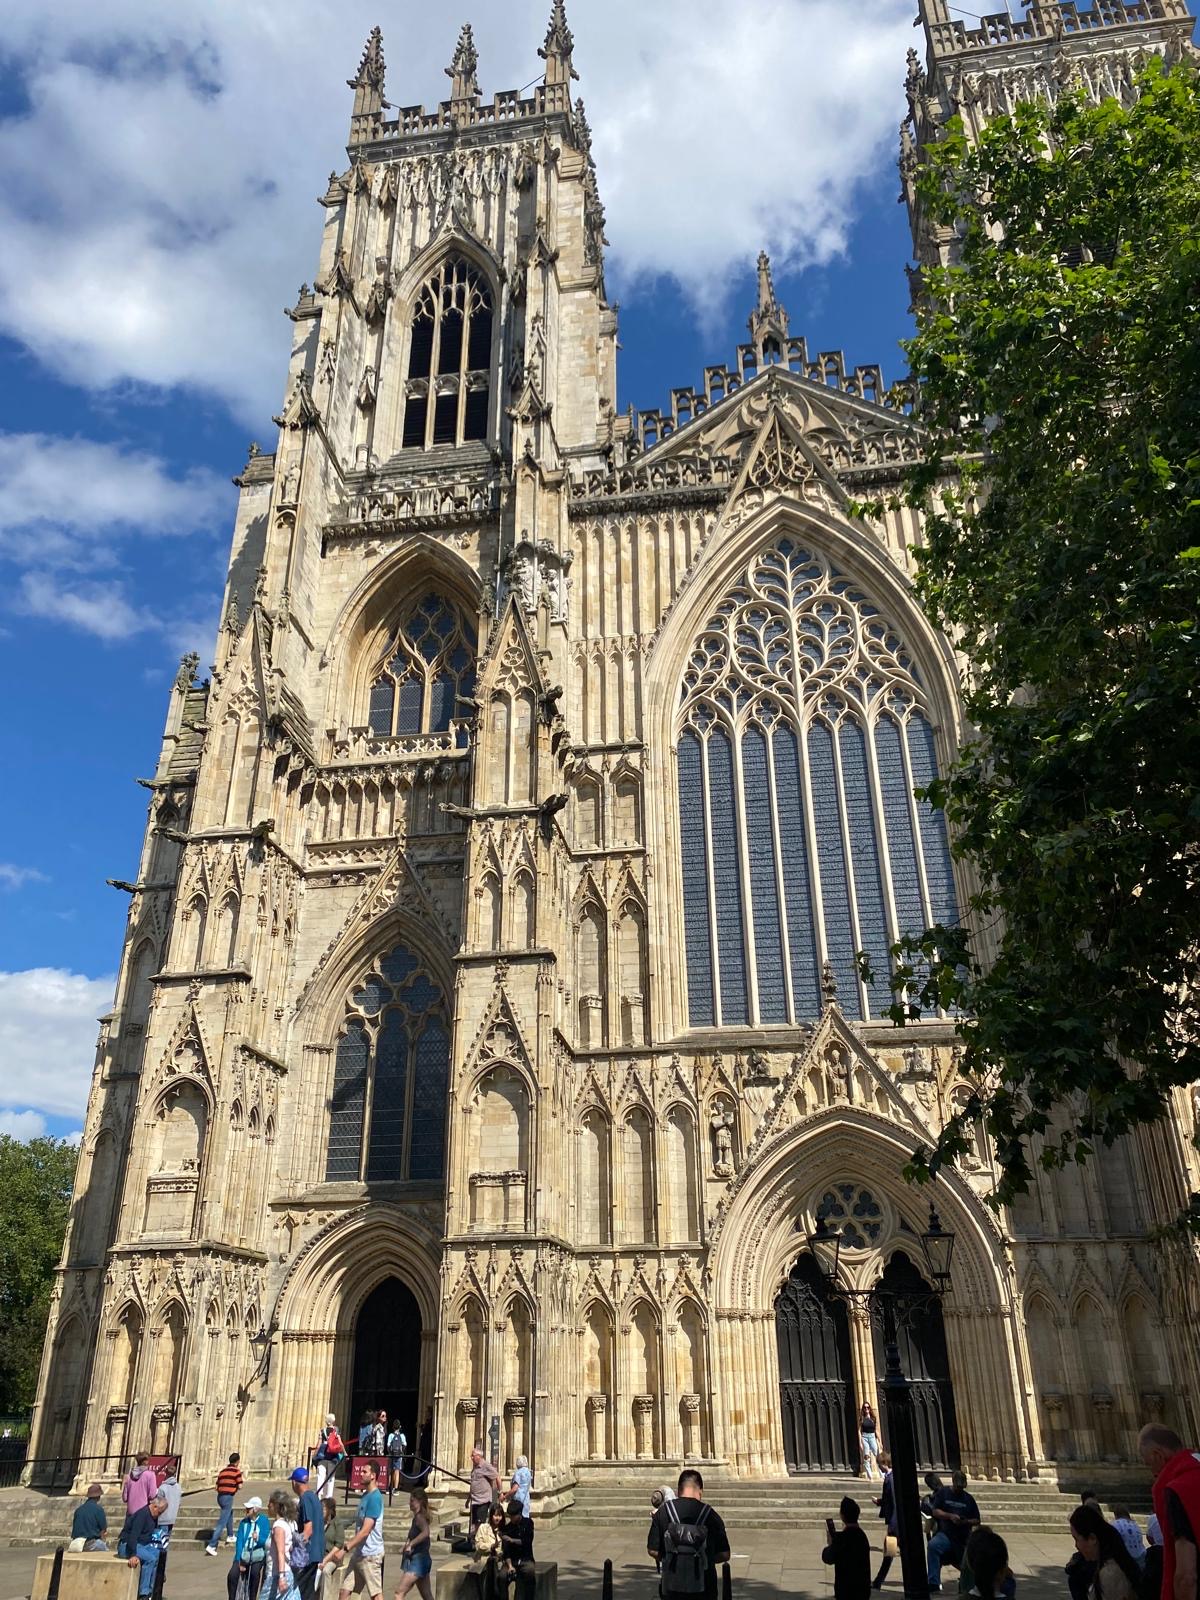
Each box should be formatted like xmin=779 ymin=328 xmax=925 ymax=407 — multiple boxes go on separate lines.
xmin=263 ymin=1490 xmax=298 ymax=1599
xmin=860 ymin=1402 xmax=881 ymax=1480
xmin=510 ymin=1456 xmax=532 ymax=1517
xmin=395 ymin=1489 xmax=434 ymax=1600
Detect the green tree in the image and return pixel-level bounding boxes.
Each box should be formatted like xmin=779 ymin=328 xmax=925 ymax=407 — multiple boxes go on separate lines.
xmin=0 ymin=1135 xmax=78 ymax=1413
xmin=874 ymin=59 xmax=1200 ymax=1212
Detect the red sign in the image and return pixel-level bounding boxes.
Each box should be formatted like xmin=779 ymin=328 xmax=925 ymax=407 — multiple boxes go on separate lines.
xmin=148 ymin=1455 xmax=180 ymax=1482
xmin=348 ymin=1455 xmax=388 ymax=1492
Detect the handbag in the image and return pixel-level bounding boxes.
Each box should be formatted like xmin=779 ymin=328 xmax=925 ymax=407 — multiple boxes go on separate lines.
xmin=235 ymin=1575 xmax=251 ymax=1600
xmin=290 ymin=1525 xmax=310 ymax=1570
xmin=885 ymin=1535 xmax=900 ymax=1558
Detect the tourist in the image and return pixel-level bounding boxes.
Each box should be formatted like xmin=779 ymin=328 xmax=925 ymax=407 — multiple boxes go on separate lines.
xmin=498 ymin=1496 xmax=535 ymax=1597
xmin=151 ymin=1463 xmax=181 ymax=1600
xmin=207 ymin=1452 xmax=245 ymax=1554
xmin=329 ymin=1458 xmax=385 ymax=1600
xmin=387 ymin=1421 xmax=409 ymax=1493
xmin=648 ymin=1469 xmax=731 ymax=1599
xmin=926 ymin=1470 xmax=981 ymax=1592
xmin=475 ymin=1503 xmax=506 ymax=1562
xmin=315 ymin=1415 xmax=346 ymax=1501
xmin=860 ymin=1403 xmax=881 ymax=1481
xmin=227 ymin=1495 xmax=271 ymax=1600
xmin=371 ymin=1411 xmax=388 ymax=1458
xmin=290 ymin=1466 xmax=326 ymax=1600
xmin=1144 ymin=1515 xmax=1165 ymax=1600
xmin=872 ymin=1452 xmax=897 ymax=1590
xmin=263 ymin=1488 xmax=299 ymax=1598
xmin=962 ymin=1527 xmax=1014 ymax=1599
xmin=1070 ymin=1505 xmax=1143 ymax=1600
xmin=468 ymin=1443 xmax=501 ymax=1530
xmin=122 ymin=1489 xmax=168 ymax=1599
xmin=396 ymin=1488 xmax=434 ymax=1600
xmin=1112 ymin=1508 xmax=1148 ymax=1566
xmin=1138 ymin=1424 xmax=1200 ymax=1600
xmin=68 ymin=1482 xmax=108 ymax=1552
xmin=510 ymin=1455 xmax=532 ymax=1517
xmin=358 ymin=1412 xmax=377 ymax=1454
xmin=123 ymin=1454 xmax=159 ymax=1517
xmin=823 ymin=1496 xmax=872 ymax=1600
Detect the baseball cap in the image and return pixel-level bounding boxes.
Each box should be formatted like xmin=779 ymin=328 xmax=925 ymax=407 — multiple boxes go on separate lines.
xmin=243 ymin=1495 xmax=263 ymax=1510
xmin=290 ymin=1467 xmax=310 ymax=1484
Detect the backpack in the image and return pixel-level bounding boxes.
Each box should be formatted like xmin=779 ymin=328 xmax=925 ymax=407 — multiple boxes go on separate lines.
xmin=660 ymin=1501 xmax=711 ymax=1595
xmin=289 ymin=1521 xmax=309 ymax=1571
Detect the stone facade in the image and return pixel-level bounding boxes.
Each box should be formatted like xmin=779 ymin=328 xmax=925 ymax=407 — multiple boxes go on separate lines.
xmin=30 ymin=0 xmax=1200 ymax=1505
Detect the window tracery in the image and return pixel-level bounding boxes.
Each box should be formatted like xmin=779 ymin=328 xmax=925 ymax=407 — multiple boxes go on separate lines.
xmin=325 ymin=941 xmax=450 ymax=1184
xmin=816 ymin=1183 xmax=885 ymax=1249
xmin=401 ymin=255 xmax=493 ymax=451
xmin=676 ymin=536 xmax=959 ymax=1026
xmin=367 ymin=591 xmax=476 ymax=738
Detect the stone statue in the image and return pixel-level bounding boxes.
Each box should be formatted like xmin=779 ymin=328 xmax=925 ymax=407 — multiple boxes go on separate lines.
xmin=711 ymin=1104 xmax=735 ymax=1176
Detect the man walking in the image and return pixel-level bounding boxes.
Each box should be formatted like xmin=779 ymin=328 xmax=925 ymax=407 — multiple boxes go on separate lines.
xmin=648 ymin=1469 xmax=731 ymax=1599
xmin=467 ymin=1443 xmax=501 ymax=1530
xmin=290 ymin=1465 xmax=326 ymax=1600
xmin=329 ymin=1459 xmax=385 ymax=1599
xmin=1139 ymin=1424 xmax=1200 ymax=1600
xmin=927 ymin=1471 xmax=981 ymax=1592
xmin=823 ymin=1497 xmax=873 ymax=1600
xmin=207 ymin=1452 xmax=244 ymax=1556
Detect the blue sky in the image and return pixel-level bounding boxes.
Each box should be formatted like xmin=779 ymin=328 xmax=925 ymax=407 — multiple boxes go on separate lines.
xmin=0 ymin=0 xmax=917 ymax=1140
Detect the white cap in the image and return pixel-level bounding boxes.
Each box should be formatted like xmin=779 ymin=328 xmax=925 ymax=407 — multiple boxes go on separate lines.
xmin=243 ymin=1495 xmax=263 ymax=1510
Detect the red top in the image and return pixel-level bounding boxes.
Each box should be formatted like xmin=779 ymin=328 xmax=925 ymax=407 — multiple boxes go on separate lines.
xmin=216 ymin=1464 xmax=244 ymax=1496
xmin=1151 ymin=1447 xmax=1200 ymax=1600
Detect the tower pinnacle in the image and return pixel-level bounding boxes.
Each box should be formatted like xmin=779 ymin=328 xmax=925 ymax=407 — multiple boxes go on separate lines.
xmin=446 ymin=23 xmax=480 ymax=101
xmin=748 ymin=251 xmax=790 ymax=359
xmin=540 ymin=0 xmax=579 ymax=90
xmin=347 ymin=27 xmax=385 ymax=142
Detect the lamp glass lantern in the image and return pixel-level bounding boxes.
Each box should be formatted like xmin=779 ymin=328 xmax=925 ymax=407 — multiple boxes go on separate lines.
xmin=807 ymin=1214 xmax=843 ymax=1284
xmin=920 ymin=1204 xmax=956 ymax=1291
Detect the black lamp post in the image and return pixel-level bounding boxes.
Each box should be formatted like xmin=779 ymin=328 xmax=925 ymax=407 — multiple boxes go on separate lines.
xmin=807 ymin=1200 xmax=956 ymax=1600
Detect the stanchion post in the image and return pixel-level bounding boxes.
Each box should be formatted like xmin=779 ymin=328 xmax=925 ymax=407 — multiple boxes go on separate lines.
xmin=603 ymin=1557 xmax=613 ymax=1600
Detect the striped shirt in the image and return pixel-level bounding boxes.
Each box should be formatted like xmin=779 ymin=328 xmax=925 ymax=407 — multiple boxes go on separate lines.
xmin=216 ymin=1465 xmax=243 ymax=1496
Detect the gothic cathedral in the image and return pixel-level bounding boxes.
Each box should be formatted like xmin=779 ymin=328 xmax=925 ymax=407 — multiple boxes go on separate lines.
xmin=32 ymin=0 xmax=1200 ymax=1505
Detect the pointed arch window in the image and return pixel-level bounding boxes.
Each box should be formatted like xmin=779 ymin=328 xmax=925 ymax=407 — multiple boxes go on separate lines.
xmin=676 ymin=536 xmax=959 ymax=1026
xmin=401 ymin=255 xmax=493 ymax=451
xmin=325 ymin=941 xmax=451 ymax=1184
xmin=367 ymin=590 xmax=476 ymax=738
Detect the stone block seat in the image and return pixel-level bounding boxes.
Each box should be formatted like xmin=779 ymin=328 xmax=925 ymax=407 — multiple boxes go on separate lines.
xmin=435 ymin=1554 xmax=557 ymax=1600
xmin=32 ymin=1551 xmax=137 ymax=1600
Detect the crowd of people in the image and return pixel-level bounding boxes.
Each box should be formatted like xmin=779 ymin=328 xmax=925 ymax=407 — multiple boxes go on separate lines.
xmin=58 ymin=1414 xmax=1199 ymax=1600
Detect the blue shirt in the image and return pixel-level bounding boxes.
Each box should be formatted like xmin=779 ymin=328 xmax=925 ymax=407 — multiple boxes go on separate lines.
xmin=357 ymin=1487 xmax=384 ymax=1557
xmin=298 ymin=1489 xmax=325 ymax=1562
xmin=511 ymin=1466 xmax=532 ymax=1513
xmin=71 ymin=1499 xmax=107 ymax=1540
xmin=235 ymin=1513 xmax=270 ymax=1562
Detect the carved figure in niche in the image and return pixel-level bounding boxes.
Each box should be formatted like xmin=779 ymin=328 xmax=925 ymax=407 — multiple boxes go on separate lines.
xmin=826 ymin=1044 xmax=850 ymax=1104
xmin=711 ymin=1101 xmax=735 ymax=1177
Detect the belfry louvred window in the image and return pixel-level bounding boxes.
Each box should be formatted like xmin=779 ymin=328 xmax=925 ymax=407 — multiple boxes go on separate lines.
xmin=367 ymin=590 xmax=476 ymax=738
xmin=325 ymin=942 xmax=451 ymax=1184
xmin=676 ymin=535 xmax=960 ymax=1027
xmin=401 ymin=255 xmax=493 ymax=450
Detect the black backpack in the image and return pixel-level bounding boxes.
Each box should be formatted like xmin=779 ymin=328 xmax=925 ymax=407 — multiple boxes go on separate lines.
xmin=660 ymin=1501 xmax=711 ymax=1595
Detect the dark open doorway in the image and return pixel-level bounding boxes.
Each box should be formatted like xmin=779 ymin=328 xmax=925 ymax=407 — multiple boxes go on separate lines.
xmin=350 ymin=1277 xmax=422 ymax=1448
xmin=872 ymin=1250 xmax=961 ymax=1470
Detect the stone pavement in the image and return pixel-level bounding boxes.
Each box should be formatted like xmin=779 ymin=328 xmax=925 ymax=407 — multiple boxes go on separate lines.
xmin=0 ymin=1519 xmax=1076 ymax=1600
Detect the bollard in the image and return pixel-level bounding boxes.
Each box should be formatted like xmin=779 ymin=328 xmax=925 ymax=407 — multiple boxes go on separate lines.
xmin=46 ymin=1547 xmax=64 ymax=1600
xmin=722 ymin=1560 xmax=732 ymax=1600
xmin=603 ymin=1558 xmax=613 ymax=1600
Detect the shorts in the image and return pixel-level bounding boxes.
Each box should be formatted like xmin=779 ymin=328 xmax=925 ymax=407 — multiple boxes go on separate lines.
xmin=343 ymin=1551 xmax=384 ymax=1596
xmin=402 ymin=1552 xmax=432 ymax=1578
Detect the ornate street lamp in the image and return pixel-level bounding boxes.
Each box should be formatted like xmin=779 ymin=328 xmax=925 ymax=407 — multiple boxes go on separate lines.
xmin=807 ymin=1213 xmax=843 ymax=1283
xmin=920 ymin=1203 xmax=956 ymax=1291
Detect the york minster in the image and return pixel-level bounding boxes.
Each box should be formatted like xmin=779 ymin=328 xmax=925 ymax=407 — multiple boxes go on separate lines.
xmin=30 ymin=0 xmax=1200 ymax=1511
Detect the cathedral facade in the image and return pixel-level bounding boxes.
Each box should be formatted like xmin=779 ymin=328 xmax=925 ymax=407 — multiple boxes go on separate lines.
xmin=31 ymin=0 xmax=1200 ymax=1507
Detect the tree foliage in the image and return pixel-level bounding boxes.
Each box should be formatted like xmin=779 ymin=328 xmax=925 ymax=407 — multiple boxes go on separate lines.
xmin=875 ymin=60 xmax=1200 ymax=1210
xmin=0 ymin=1136 xmax=78 ymax=1413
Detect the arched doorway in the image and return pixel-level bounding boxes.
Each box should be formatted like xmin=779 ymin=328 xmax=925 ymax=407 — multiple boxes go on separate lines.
xmin=872 ymin=1250 xmax=960 ymax=1470
xmin=775 ymin=1254 xmax=857 ymax=1473
xmin=351 ymin=1278 xmax=422 ymax=1447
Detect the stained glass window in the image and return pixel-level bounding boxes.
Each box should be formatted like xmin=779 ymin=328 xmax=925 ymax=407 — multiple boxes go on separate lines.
xmin=817 ymin=1183 xmax=885 ymax=1249
xmin=367 ymin=591 xmax=475 ymax=738
xmin=677 ymin=536 xmax=959 ymax=1024
xmin=324 ymin=942 xmax=450 ymax=1183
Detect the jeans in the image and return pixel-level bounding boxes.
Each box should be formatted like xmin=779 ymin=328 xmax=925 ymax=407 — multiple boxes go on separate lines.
xmin=928 ymin=1532 xmax=962 ymax=1588
xmin=212 ymin=1493 xmax=236 ymax=1547
xmin=135 ymin=1543 xmax=161 ymax=1599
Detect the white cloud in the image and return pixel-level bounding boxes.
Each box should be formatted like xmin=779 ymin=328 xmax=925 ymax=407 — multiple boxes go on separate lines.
xmin=0 ymin=968 xmax=115 ymax=1122
xmin=0 ymin=0 xmax=912 ymax=427
xmin=0 ymin=863 xmax=49 ymax=890
xmin=0 ymin=1109 xmax=49 ymax=1140
xmin=19 ymin=571 xmax=154 ymax=641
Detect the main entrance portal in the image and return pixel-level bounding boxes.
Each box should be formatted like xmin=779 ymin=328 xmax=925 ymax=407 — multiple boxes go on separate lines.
xmin=872 ymin=1251 xmax=960 ymax=1471
xmin=351 ymin=1278 xmax=422 ymax=1446
xmin=775 ymin=1254 xmax=857 ymax=1473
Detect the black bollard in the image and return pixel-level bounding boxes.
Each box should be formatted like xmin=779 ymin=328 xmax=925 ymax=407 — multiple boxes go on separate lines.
xmin=722 ymin=1560 xmax=732 ymax=1600
xmin=47 ymin=1547 xmax=64 ymax=1600
xmin=603 ymin=1558 xmax=614 ymax=1600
